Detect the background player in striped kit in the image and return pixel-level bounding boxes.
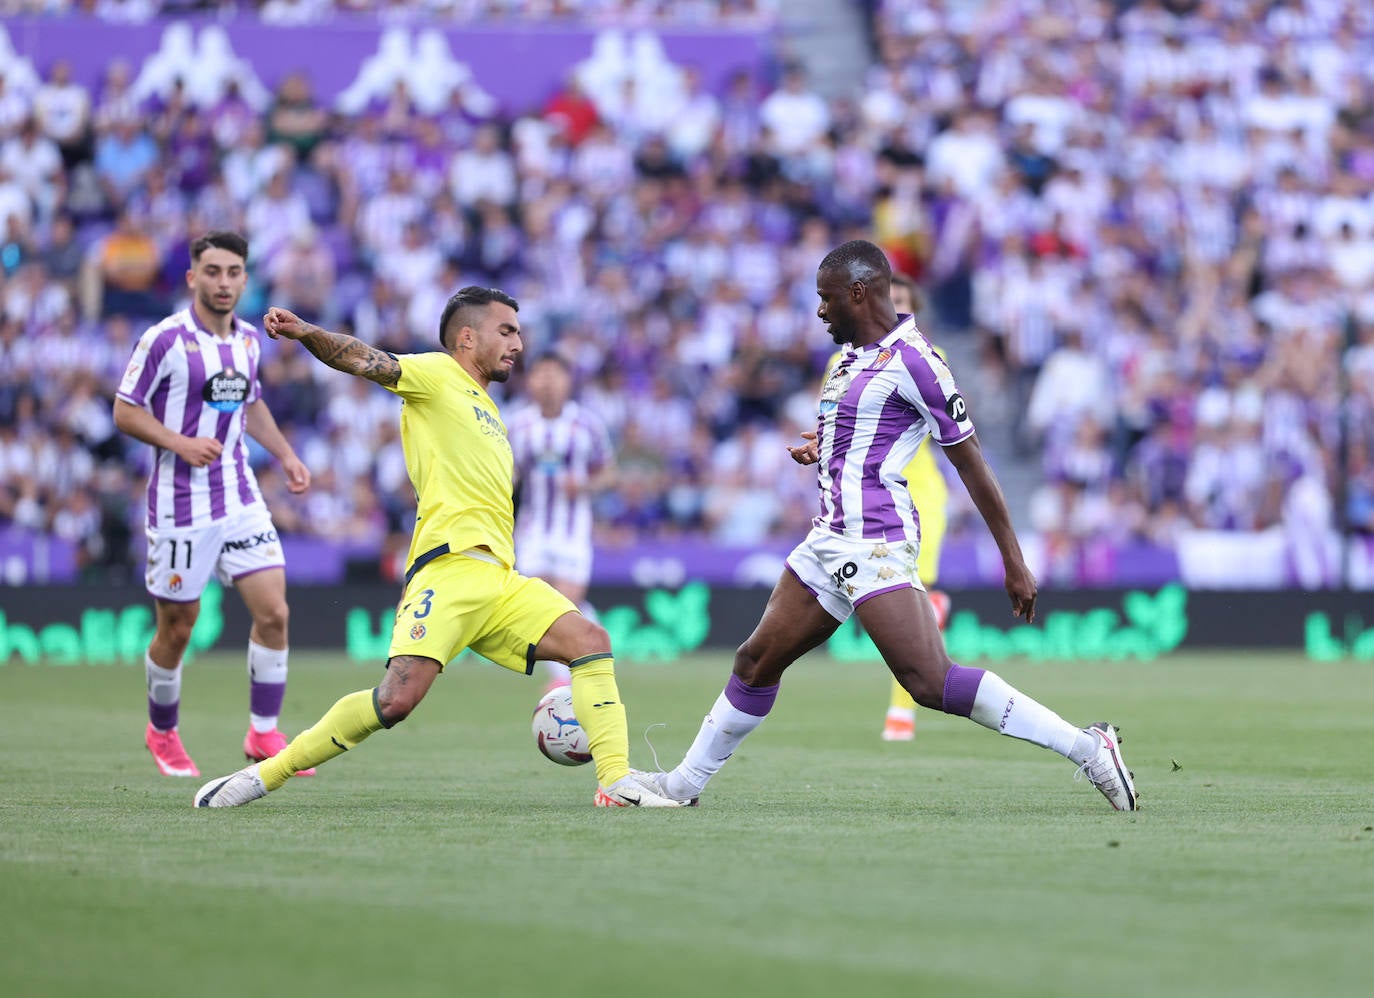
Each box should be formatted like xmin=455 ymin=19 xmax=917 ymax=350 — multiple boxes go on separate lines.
xmin=508 ymin=353 xmax=617 ymax=690
xmin=113 ymin=231 xmax=313 ymax=779
xmin=637 ymin=240 xmax=1137 ymax=812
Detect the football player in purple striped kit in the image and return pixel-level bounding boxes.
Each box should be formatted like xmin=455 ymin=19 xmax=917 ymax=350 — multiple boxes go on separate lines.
xmin=114 ymin=231 xmax=313 ymax=779
xmin=636 ymin=240 xmax=1138 ymax=812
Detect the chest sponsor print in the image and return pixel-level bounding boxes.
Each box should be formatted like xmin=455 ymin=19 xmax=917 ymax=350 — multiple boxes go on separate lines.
xmin=203 ymin=366 xmax=250 ymax=412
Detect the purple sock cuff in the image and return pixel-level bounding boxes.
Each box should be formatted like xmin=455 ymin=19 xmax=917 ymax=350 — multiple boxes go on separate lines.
xmin=724 ymin=674 xmax=779 ymax=717
xmin=148 ymin=698 xmax=179 ymax=731
xmin=941 ymin=664 xmax=985 ymax=717
xmin=250 ymin=681 xmax=286 ymax=718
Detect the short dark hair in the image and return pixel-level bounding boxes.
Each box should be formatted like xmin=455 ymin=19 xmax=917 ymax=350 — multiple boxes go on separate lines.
xmin=438 ymin=286 xmax=519 ymax=350
xmin=818 ymin=239 xmax=892 ymax=287
xmin=190 ymin=231 xmax=249 ymax=265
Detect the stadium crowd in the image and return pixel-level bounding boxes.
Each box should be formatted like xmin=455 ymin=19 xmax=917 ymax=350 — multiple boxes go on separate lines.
xmin=0 ymin=0 xmax=1372 ymax=585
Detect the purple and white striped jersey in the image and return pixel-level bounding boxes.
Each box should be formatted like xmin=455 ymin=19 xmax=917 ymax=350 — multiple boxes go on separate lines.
xmin=116 ymin=307 xmax=266 ymax=529
xmin=815 ymin=315 xmax=973 ymax=541
xmin=508 ymin=401 xmax=611 ymax=544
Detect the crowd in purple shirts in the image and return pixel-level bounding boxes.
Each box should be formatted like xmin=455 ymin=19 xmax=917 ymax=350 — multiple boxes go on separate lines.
xmin=1 ymin=0 xmax=1372 ymax=586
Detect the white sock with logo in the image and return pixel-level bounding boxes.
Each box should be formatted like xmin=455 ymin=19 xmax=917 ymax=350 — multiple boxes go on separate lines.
xmin=968 ymin=671 xmax=1096 ymax=764
xmin=666 ymin=692 xmax=768 ymax=799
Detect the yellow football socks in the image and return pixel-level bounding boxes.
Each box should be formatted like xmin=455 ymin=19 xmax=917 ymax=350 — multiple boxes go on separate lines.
xmin=889 ymin=677 xmax=917 ymax=712
xmin=259 ymin=688 xmax=387 ymax=791
xmin=569 ymin=654 xmax=630 ymax=789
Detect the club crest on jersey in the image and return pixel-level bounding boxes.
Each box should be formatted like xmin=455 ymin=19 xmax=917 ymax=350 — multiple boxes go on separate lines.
xmin=410 ymin=623 xmax=426 ymax=640
xmin=872 ymin=348 xmax=893 ymax=371
xmin=203 ymin=366 xmax=249 ymax=412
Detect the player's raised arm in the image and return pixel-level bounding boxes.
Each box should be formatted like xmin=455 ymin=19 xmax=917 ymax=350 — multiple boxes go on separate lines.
xmin=942 ymin=432 xmax=1038 ymax=622
xmin=263 ymin=306 xmax=400 ymax=386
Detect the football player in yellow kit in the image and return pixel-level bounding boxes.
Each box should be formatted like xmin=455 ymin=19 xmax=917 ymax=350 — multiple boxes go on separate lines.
xmin=194 ymin=288 xmax=683 ymax=808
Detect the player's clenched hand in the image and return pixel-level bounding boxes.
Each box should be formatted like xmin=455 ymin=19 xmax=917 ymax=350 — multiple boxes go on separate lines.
xmin=263 ymin=306 xmax=308 ymax=341
xmin=177 ymin=436 xmax=223 ymax=467
xmin=282 ymin=455 xmax=311 ymax=494
xmin=788 ymin=430 xmax=819 ymax=466
xmin=1005 ymin=561 xmax=1038 ymax=623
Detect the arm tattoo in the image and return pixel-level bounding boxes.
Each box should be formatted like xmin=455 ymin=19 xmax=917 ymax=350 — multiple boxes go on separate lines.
xmin=299 ymin=324 xmax=401 ymax=386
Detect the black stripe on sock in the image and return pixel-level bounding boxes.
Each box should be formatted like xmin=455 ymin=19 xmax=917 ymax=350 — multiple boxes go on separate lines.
xmin=372 ymin=687 xmax=392 ymax=729
xmin=568 ymin=652 xmax=613 ymax=670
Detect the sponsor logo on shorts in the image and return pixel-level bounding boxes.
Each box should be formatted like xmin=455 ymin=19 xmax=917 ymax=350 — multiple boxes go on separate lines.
xmin=877 ymin=566 xmax=897 ymax=580
xmin=410 ymin=624 xmax=426 ymax=640
xmin=830 ymin=561 xmax=858 ymax=588
xmin=221 ymin=530 xmax=279 ymax=553
xmin=869 ymin=544 xmax=890 ymax=559
xmin=168 ymin=573 xmax=183 ymax=593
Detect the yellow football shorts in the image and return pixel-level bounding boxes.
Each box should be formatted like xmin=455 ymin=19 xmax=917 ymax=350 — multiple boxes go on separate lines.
xmin=916 ymin=504 xmax=947 ymax=587
xmin=388 ymin=549 xmax=577 ymax=673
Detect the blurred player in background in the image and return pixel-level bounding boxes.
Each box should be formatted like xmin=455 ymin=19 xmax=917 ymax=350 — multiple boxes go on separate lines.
xmin=195 ymin=287 xmax=683 ymax=808
xmin=113 ymin=231 xmax=313 ymax=779
xmin=878 ymin=273 xmax=950 ymax=742
xmin=508 ymin=353 xmax=617 ymax=691
xmin=637 ymin=241 xmax=1137 ymax=811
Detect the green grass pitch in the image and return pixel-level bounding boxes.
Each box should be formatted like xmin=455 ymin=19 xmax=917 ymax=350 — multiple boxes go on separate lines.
xmin=2 ymin=650 xmax=1372 ymax=998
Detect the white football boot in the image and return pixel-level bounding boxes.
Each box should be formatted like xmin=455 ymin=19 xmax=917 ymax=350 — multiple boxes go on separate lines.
xmin=1075 ymin=722 xmax=1138 ymax=811
xmin=193 ymin=765 xmax=268 ymax=808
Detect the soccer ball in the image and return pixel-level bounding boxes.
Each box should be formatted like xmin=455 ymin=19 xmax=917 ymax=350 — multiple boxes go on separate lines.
xmin=531 ymin=685 xmax=592 ymax=766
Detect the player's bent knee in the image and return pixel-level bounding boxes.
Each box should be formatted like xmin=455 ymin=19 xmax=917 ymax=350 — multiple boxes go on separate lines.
xmin=732 ymin=640 xmax=774 ymax=686
xmin=567 ymin=617 xmax=610 ymax=658
xmin=374 ymin=685 xmax=419 ymax=725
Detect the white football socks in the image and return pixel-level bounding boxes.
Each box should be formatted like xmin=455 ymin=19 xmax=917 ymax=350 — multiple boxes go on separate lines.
xmin=665 ymin=692 xmax=767 ymax=799
xmin=968 ymin=670 xmax=1097 ymax=764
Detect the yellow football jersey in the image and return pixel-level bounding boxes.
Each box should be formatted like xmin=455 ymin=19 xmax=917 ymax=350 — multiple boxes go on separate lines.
xmin=384 ymin=352 xmax=516 ymax=572
xmin=824 ymin=348 xmax=949 ymax=585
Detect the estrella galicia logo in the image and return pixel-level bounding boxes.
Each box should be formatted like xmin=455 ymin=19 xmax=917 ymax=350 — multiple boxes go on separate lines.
xmin=945 ymin=393 xmax=968 ymax=422
xmin=203 ymin=366 xmax=249 ymax=412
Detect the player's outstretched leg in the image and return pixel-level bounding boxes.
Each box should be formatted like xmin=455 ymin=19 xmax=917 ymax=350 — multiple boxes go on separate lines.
xmin=641 ymin=571 xmax=838 ymax=805
xmin=864 ymin=591 xmax=1137 ymax=811
xmin=940 ymin=664 xmax=1138 ymax=811
xmin=195 ymin=687 xmax=389 ymax=807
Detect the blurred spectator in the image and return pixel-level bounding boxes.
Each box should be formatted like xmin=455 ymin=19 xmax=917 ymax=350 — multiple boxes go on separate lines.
xmin=1 ymin=117 xmax=63 ymax=219
xmin=266 ymin=222 xmax=337 ymax=323
xmin=81 ymin=209 xmax=162 ymax=319
xmin=1 ymin=0 xmax=1371 ymax=592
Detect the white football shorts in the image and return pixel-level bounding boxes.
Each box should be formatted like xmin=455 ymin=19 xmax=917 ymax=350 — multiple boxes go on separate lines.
xmin=785 ymin=525 xmax=924 ymax=623
xmin=145 ymin=504 xmax=285 ymax=602
xmin=514 ymin=528 xmax=594 ymax=588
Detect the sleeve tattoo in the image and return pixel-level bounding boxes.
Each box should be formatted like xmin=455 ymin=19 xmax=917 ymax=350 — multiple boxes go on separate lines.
xmin=299 ymin=325 xmax=401 ymax=385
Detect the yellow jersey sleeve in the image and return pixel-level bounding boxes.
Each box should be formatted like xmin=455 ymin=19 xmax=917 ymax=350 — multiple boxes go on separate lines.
xmin=383 ymin=351 xmax=450 ymax=401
